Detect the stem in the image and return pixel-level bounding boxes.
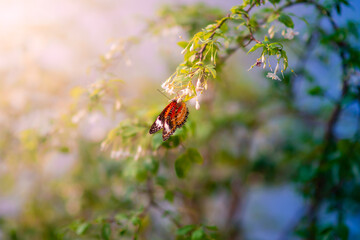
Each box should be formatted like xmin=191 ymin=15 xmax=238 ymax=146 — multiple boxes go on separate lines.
xmin=243 ymin=3 xmax=262 ymax=44
xmin=198 ymin=2 xmax=261 ymax=62
xmin=198 ymin=14 xmax=231 ymax=61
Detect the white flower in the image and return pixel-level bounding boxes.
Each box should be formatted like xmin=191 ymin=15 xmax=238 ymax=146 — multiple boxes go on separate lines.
xmin=185 ymin=87 xmax=192 ymax=95
xmin=189 ymin=44 xmax=194 ymax=52
xmin=161 ymin=81 xmax=169 ymax=89
xmin=115 ymin=150 xmax=122 ymax=159
xmin=100 ymin=141 xmax=108 ymax=151
xmin=274 ymin=62 xmax=279 ymax=74
xmin=268 ymin=25 xmax=275 ymax=39
xmin=166 ymin=87 xmax=175 ymax=95
xmin=115 ymin=100 xmax=121 ymax=110
xmin=282 ymin=28 xmax=299 ymax=40
xmin=104 ymin=53 xmax=112 ymax=60
xmin=195 ymin=78 xmax=203 ymax=91
xmin=71 ymin=109 xmax=86 ymax=124
xmin=266 ymin=72 xmax=281 ymax=81
xmin=110 ymin=150 xmax=116 ymax=159
xmin=196 ymin=78 xmax=201 ymax=89
xmin=134 ymin=146 xmax=142 ymax=161
xmin=195 ymin=97 xmax=200 ymax=110
xmin=110 ymin=43 xmax=118 ymax=51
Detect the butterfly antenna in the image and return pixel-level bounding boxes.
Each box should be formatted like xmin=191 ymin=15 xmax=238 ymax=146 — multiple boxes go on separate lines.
xmin=157 ymin=89 xmax=171 ymax=100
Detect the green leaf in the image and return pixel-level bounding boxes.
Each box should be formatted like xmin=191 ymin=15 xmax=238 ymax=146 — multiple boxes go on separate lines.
xmin=177 ymin=41 xmax=189 ymax=49
xmin=308 ymin=86 xmax=324 ymax=96
xmin=187 ymin=148 xmax=203 ymax=164
xmin=119 ymin=228 xmax=127 ymax=236
xmin=268 ymin=42 xmax=283 ymax=49
xmin=177 ymin=225 xmax=195 ymax=235
xmin=281 ymin=50 xmax=288 ymax=70
xmin=135 ymin=167 xmax=148 ymax=182
xmin=175 ymin=154 xmax=191 ymax=178
xmin=230 ymin=5 xmax=243 ymax=14
xmin=230 ymin=13 xmax=243 ymax=20
xmin=76 ymin=223 xmax=90 ymax=235
xmin=337 ymin=224 xmax=349 ymax=240
xmin=184 ymin=50 xmax=196 ymax=62
xmin=278 ymin=13 xmax=294 ymax=28
xmin=164 ymin=190 xmax=174 ymax=202
xmin=352 ymin=164 xmax=360 ymax=183
xmin=145 ymin=157 xmax=159 ymax=175
xmin=175 ymin=148 xmax=203 ymax=178
xmin=206 ymin=65 xmax=217 ymax=78
xmin=267 ymin=13 xmax=279 ymax=23
xmin=151 ymin=133 xmax=163 ymax=150
xmin=131 ymin=216 xmax=141 ymax=226
xmin=115 ymin=213 xmax=128 ymax=223
xmin=205 ymin=225 xmax=218 ymax=231
xmin=191 ymin=228 xmax=205 ymax=240
xmin=247 ymin=43 xmax=264 ymax=54
xmin=101 ymin=223 xmax=111 ymax=240
xmin=58 ymin=146 xmax=70 ymax=153
xmin=268 ymin=0 xmax=280 ymax=5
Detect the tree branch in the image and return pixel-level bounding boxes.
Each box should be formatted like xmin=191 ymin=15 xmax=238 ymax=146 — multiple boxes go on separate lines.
xmin=197 ymin=14 xmax=231 ymax=61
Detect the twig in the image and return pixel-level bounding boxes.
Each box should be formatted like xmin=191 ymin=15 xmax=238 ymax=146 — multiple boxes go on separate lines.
xmin=197 ymin=14 xmax=231 ymax=61
xmin=243 ymin=4 xmax=262 ymax=44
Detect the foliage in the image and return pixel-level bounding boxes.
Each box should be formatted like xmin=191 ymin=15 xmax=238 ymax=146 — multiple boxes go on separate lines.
xmin=0 ymin=0 xmax=360 ymax=240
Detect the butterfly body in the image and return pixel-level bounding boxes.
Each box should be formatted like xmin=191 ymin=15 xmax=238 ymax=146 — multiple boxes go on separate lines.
xmin=149 ymin=100 xmax=189 ymax=141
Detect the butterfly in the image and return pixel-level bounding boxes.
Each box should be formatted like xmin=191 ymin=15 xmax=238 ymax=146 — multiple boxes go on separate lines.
xmin=149 ymin=100 xmax=189 ymax=141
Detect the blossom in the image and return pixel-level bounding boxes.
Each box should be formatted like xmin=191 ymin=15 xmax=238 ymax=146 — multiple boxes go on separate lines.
xmin=115 ymin=100 xmax=121 ymax=110
xmin=134 ymin=146 xmax=142 ymax=161
xmin=248 ymin=57 xmax=264 ymax=71
xmin=195 ymin=78 xmax=204 ymax=92
xmin=100 ymin=141 xmax=108 ymax=151
xmin=195 ymin=97 xmax=200 ymax=110
xmin=161 ymin=81 xmax=169 ymax=89
xmin=282 ymin=28 xmax=299 ymax=40
xmin=71 ymin=109 xmax=86 ymax=124
xmin=266 ymin=72 xmax=281 ymax=81
xmin=165 ymin=87 xmax=175 ymax=95
xmin=274 ymin=62 xmax=279 ymax=74
xmin=255 ymin=59 xmax=262 ymax=67
xmin=181 ymin=87 xmax=192 ymax=96
xmin=268 ymin=25 xmax=275 ymax=39
xmin=266 ymin=61 xmax=281 ymax=81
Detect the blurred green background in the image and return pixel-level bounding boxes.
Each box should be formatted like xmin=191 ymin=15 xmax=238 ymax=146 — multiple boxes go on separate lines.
xmin=0 ymin=0 xmax=359 ymax=239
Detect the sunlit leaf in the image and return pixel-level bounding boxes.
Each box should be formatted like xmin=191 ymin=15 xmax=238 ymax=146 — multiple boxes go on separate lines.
xmin=191 ymin=228 xmax=204 ymax=240
xmin=101 ymin=223 xmax=111 ymax=240
xmin=247 ymin=43 xmax=264 ymax=54
xmin=76 ymin=223 xmax=90 ymax=235
xmin=176 ymin=225 xmax=195 ymax=235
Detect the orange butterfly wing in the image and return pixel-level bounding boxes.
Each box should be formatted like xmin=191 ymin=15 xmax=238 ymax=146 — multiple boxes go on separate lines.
xmin=149 ymin=100 xmax=189 ymax=141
